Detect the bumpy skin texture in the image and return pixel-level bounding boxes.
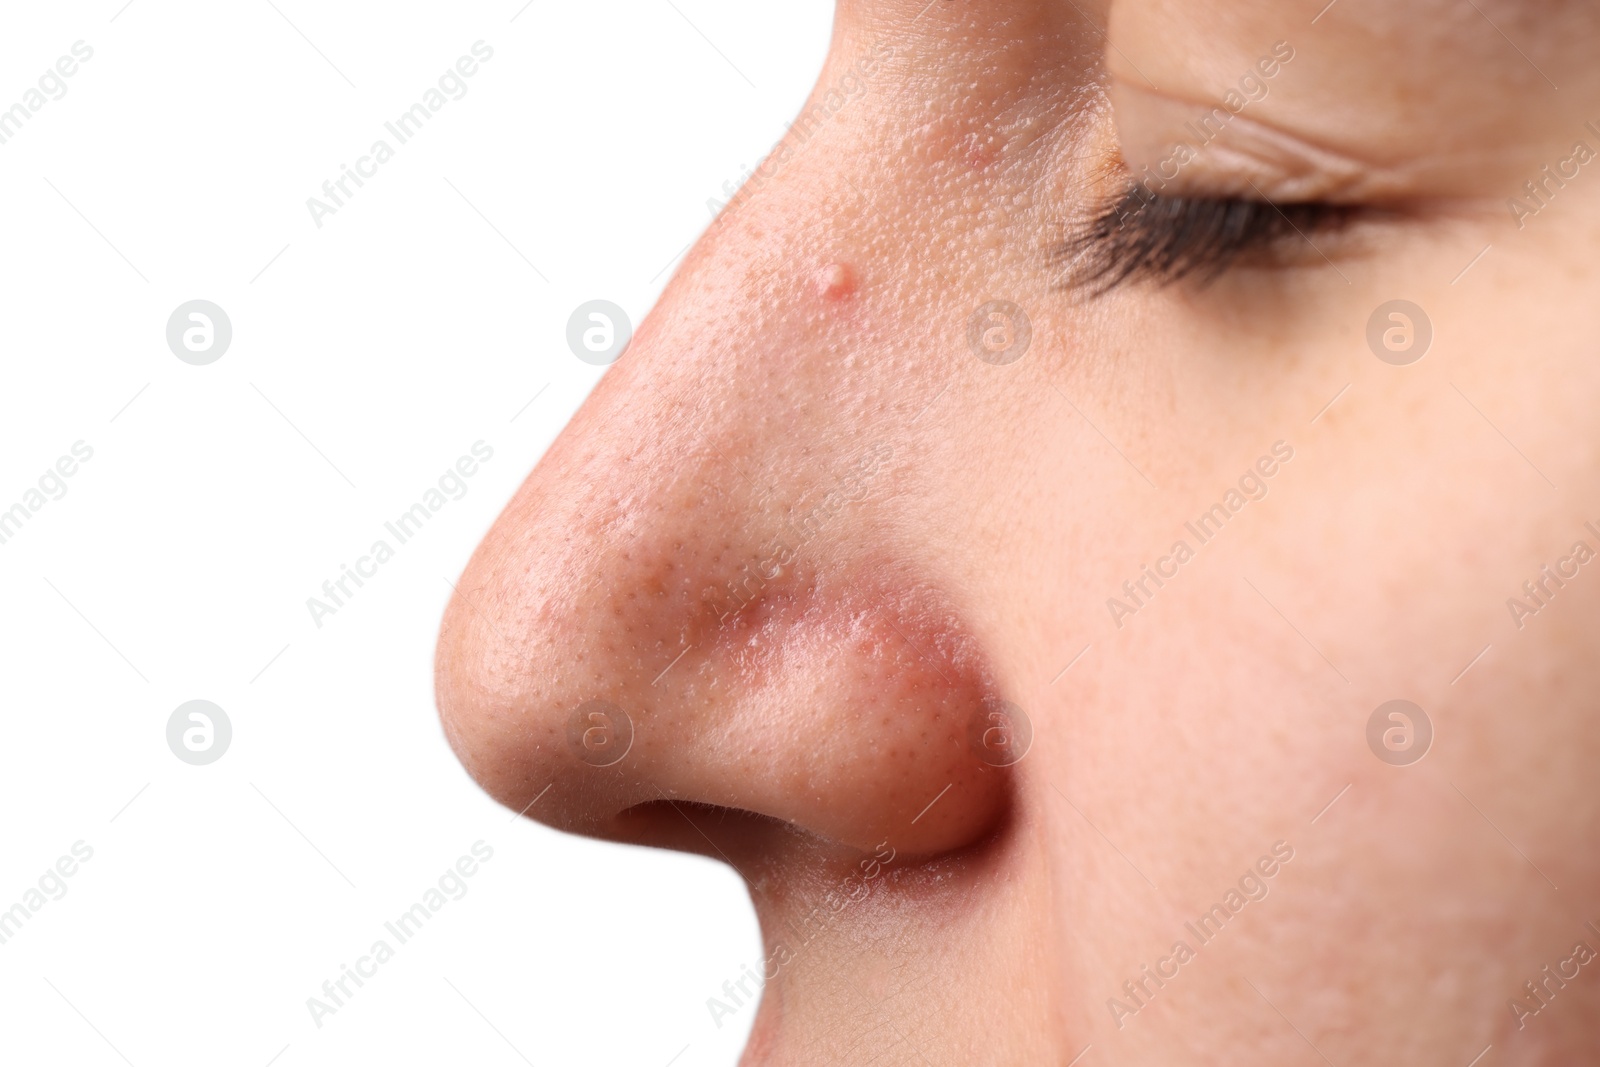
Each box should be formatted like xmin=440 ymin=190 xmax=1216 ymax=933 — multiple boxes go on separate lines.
xmin=437 ymin=1 xmax=1600 ymax=1062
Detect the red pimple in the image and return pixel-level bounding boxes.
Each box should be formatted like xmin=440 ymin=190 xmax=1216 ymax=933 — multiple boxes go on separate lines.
xmin=817 ymin=262 xmax=857 ymax=301
xmin=962 ymin=131 xmax=1000 ymax=171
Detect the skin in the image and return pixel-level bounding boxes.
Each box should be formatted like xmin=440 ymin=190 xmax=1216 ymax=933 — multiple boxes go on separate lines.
xmin=436 ymin=0 xmax=1600 ymax=1062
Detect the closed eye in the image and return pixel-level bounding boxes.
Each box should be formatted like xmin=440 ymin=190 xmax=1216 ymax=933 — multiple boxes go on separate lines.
xmin=1056 ymin=186 xmax=1360 ymax=295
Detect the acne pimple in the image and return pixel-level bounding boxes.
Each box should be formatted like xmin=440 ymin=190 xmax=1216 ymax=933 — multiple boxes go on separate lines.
xmin=818 ymin=262 xmax=857 ymax=301
xmin=965 ymin=133 xmax=1000 ymax=171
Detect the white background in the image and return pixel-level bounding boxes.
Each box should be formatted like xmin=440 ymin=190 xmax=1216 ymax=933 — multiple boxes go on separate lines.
xmin=0 ymin=2 xmax=832 ymax=1064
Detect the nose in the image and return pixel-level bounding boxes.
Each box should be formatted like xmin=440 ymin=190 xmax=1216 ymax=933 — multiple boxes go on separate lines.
xmin=434 ymin=360 xmax=1018 ymax=861
xmin=436 ymin=251 xmax=1020 ymax=868
xmin=431 ymin=8 xmax=1083 ymax=869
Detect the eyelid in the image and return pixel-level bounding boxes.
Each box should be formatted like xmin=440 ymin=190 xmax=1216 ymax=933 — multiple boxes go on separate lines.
xmin=1110 ymin=80 xmax=1396 ymax=204
xmin=1055 ymin=186 xmax=1358 ymax=295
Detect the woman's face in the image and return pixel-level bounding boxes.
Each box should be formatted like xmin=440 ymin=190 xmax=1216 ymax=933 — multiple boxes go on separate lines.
xmin=437 ymin=1 xmax=1600 ymax=1061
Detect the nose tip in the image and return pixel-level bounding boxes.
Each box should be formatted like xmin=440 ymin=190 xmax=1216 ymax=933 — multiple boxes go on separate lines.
xmin=435 ymin=430 xmax=1018 ymax=862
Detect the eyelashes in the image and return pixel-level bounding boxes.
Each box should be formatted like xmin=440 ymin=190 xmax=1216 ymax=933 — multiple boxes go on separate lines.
xmin=1055 ymin=186 xmax=1357 ymax=295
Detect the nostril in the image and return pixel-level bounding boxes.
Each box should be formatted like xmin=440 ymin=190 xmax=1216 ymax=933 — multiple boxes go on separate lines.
xmin=611 ymin=783 xmax=1020 ymax=891
xmin=612 ymin=799 xmax=795 ymax=866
